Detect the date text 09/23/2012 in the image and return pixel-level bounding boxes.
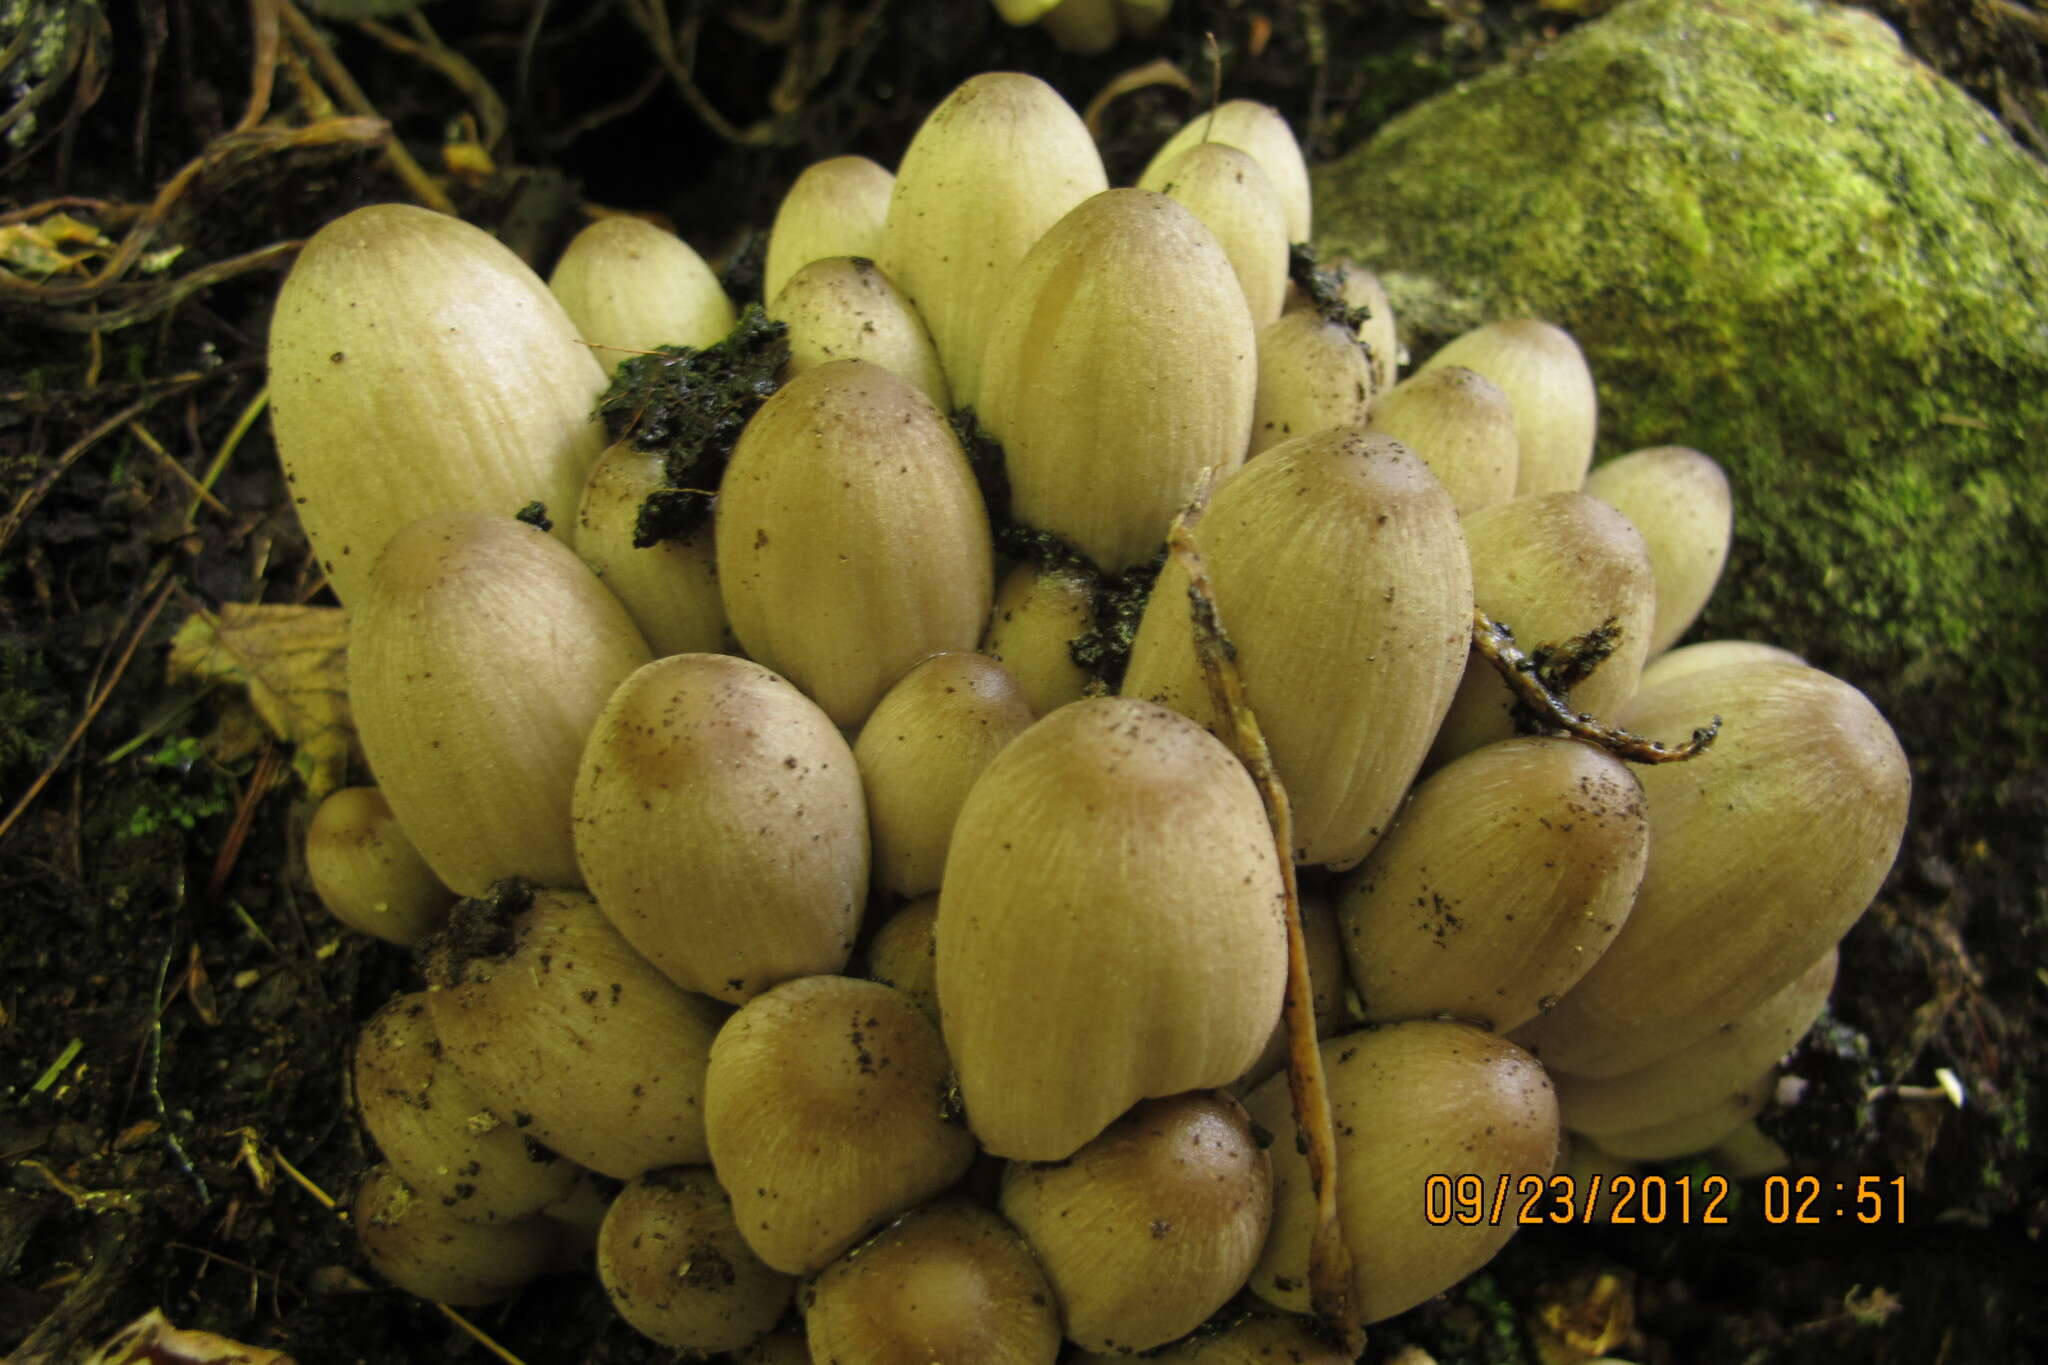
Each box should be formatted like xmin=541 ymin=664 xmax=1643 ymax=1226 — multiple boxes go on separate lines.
xmin=1423 ymin=1172 xmax=1908 ymax=1226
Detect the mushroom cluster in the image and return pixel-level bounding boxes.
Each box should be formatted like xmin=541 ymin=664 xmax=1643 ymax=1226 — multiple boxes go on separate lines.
xmin=277 ymin=71 xmax=1910 ymax=1359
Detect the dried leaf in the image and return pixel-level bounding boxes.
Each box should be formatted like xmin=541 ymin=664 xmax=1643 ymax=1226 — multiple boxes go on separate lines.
xmin=0 ymin=213 xmax=115 ymax=278
xmin=81 ymin=1309 xmax=296 ymax=1365
xmin=167 ymin=605 xmax=352 ymax=800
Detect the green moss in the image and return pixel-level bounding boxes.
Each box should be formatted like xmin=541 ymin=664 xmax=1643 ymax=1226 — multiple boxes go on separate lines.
xmin=1314 ymin=0 xmax=2048 ymax=761
xmin=119 ymin=738 xmax=231 ymax=840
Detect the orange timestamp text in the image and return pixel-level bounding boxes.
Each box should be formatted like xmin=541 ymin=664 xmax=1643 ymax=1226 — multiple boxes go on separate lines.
xmin=1423 ymin=1172 xmax=1733 ymax=1225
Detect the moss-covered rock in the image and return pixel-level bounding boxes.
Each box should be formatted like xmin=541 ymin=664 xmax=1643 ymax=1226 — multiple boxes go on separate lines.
xmin=1314 ymin=0 xmax=2048 ymax=762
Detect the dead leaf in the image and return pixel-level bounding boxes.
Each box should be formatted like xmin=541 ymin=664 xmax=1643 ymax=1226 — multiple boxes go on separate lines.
xmin=80 ymin=1309 xmax=296 ymax=1365
xmin=0 ymin=213 xmax=115 ymax=278
xmin=167 ymin=605 xmax=352 ymax=800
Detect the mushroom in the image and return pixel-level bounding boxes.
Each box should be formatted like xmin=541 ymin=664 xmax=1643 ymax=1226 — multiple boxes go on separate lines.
xmin=1246 ymin=1021 xmax=1558 ymax=1325
xmin=573 ymin=652 xmax=869 ymax=1003
xmin=880 ymin=72 xmax=1107 ymax=409
xmin=305 ymin=786 xmax=453 ymax=946
xmin=705 ymin=975 xmax=974 ymax=1274
xmin=1122 ymin=429 xmax=1471 ymax=868
xmin=1417 ymin=318 xmax=1598 ymax=496
xmin=854 ymin=651 xmax=1034 ymax=898
xmin=596 ymin=1166 xmax=793 ymax=1353
xmin=977 ymin=189 xmax=1257 ymax=577
xmin=938 ymin=697 xmax=1287 ymax=1160
xmin=803 ymin=1200 xmax=1062 ymax=1365
xmin=548 ymin=215 xmax=734 ymax=376
xmin=353 ymin=1164 xmax=559 ymax=1307
xmin=1000 ymin=1092 xmax=1273 ymax=1353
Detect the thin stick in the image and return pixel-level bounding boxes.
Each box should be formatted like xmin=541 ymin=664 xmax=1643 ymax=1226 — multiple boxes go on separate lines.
xmin=1163 ymin=500 xmax=1364 ymax=1352
xmin=0 ymin=387 xmax=194 ymax=554
xmin=207 ymin=744 xmax=283 ymax=903
xmin=127 ymin=419 xmax=230 ymax=518
xmin=0 ymin=573 xmax=176 ymax=843
xmin=268 ymin=1147 xmax=334 ymax=1210
xmin=1470 ymin=606 xmax=1720 ymax=762
xmin=146 ymin=947 xmax=212 ymax=1205
xmin=270 ymin=1152 xmax=534 ymax=1365
xmin=236 ymin=0 xmax=283 ymax=133
xmin=356 ymin=12 xmax=509 ymax=151
xmin=35 ymin=236 xmax=303 ymax=333
xmin=434 ymin=1306 xmax=530 ymax=1365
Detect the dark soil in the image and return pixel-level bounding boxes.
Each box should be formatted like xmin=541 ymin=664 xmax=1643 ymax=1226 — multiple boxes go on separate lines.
xmin=2 ymin=3 xmax=2044 ymax=1363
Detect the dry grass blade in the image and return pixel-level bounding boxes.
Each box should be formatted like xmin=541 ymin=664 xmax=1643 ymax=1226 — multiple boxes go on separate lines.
xmin=1163 ymin=497 xmax=1364 ymax=1354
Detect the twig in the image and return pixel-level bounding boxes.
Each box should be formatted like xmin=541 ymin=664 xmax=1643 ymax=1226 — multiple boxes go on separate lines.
xmin=1987 ymin=0 xmax=2048 ymax=41
xmin=0 ymin=386 xmax=196 ymax=555
xmin=0 ymin=572 xmax=176 ymax=844
xmin=436 ymin=1306 xmax=531 ymax=1365
xmin=1164 ymin=494 xmax=1364 ymax=1353
xmin=1080 ymin=57 xmax=1195 ymax=140
xmin=31 ymin=1038 xmax=84 ymax=1093
xmin=269 ymin=1153 xmax=534 ymax=1365
xmin=236 ymin=0 xmax=284 ymax=133
xmin=1470 ymin=607 xmax=1720 ymax=762
xmin=268 ymin=1147 xmax=334 ymax=1211
xmin=536 ymin=64 xmax=666 ymax=151
xmin=355 ymin=12 xmax=509 ymax=152
xmin=275 ymin=0 xmax=457 ymax=214
xmin=624 ymin=0 xmax=781 ymax=145
xmin=31 ymin=238 xmax=304 ymax=333
xmin=0 ymin=112 xmax=311 ymax=305
xmin=207 ymin=744 xmax=285 ymax=903
xmin=126 ymin=419 xmax=230 ymax=518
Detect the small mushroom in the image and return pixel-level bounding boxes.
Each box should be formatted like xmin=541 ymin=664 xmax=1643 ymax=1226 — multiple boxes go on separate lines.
xmin=597 ymin=1166 xmax=793 ymax=1354
xmin=305 ymin=787 xmax=453 ymax=946
xmin=353 ymin=1164 xmax=559 ymax=1307
xmin=706 ymin=975 xmax=974 ymax=1274
xmin=1001 ymin=1092 xmax=1273 ymax=1353
xmin=803 ymin=1200 xmax=1062 ymax=1365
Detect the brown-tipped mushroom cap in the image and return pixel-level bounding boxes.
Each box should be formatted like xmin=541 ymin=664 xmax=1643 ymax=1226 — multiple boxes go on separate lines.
xmin=1001 ymin=1092 xmax=1274 ymax=1353
xmin=1246 ymin=1021 xmax=1558 ymax=1325
xmin=803 ymin=1200 xmax=1062 ymax=1365
xmin=596 ymin=1167 xmax=794 ymax=1354
xmin=705 ymin=975 xmax=974 ymax=1274
xmin=306 ymin=786 xmax=453 ymax=946
xmin=354 ymin=992 xmax=579 ymax=1222
xmin=353 ymin=1164 xmax=559 ymax=1307
xmin=424 ymin=888 xmax=725 ymax=1179
xmin=573 ymin=652 xmax=868 ymax=1004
